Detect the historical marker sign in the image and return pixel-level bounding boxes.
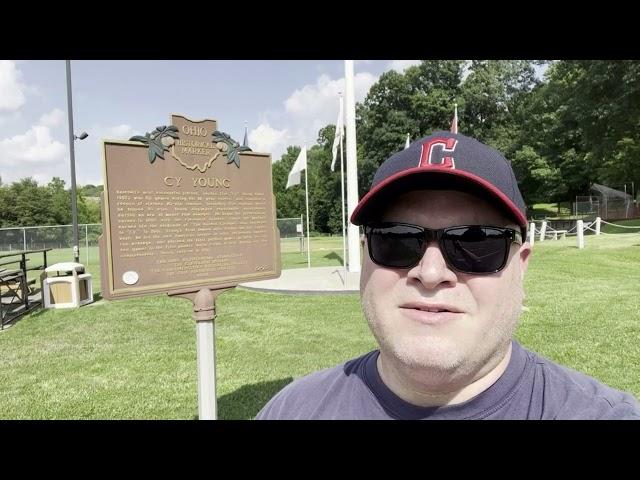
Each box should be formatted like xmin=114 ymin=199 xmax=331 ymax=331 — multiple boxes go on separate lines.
xmin=99 ymin=114 xmax=281 ymax=300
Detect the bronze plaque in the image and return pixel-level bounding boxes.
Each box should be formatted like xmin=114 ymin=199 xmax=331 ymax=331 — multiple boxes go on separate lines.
xmin=98 ymin=114 xmax=281 ymax=300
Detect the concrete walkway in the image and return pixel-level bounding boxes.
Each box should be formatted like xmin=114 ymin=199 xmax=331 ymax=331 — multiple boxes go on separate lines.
xmin=240 ymin=266 xmax=361 ymax=295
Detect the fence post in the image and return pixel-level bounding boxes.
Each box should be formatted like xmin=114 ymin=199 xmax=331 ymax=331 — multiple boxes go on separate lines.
xmin=539 ymin=221 xmax=547 ymax=242
xmin=529 ymin=222 xmax=536 ymax=246
xmin=595 ymin=217 xmax=601 ymax=235
xmin=300 ymin=214 xmax=304 ymax=254
xmin=85 ymin=224 xmax=89 ymax=265
xmin=577 ymin=220 xmax=584 ymax=249
xmin=23 ymin=228 xmax=26 ymax=251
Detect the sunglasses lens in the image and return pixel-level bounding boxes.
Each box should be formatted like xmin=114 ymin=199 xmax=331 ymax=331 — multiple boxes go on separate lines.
xmin=442 ymin=227 xmax=509 ymax=273
xmin=368 ymin=224 xmax=425 ymax=268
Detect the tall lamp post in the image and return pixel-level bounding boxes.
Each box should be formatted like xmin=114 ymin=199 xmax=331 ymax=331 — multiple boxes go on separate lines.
xmin=65 ymin=60 xmax=88 ymax=263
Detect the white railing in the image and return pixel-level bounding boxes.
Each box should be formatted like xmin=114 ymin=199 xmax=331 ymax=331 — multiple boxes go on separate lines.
xmin=529 ymin=216 xmax=640 ymax=250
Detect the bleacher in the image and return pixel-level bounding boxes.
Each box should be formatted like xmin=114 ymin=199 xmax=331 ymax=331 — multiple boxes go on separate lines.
xmin=0 ymin=248 xmax=52 ymax=330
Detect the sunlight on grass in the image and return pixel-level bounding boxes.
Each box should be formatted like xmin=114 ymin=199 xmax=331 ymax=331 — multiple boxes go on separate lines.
xmin=1 ymin=232 xmax=638 ymax=418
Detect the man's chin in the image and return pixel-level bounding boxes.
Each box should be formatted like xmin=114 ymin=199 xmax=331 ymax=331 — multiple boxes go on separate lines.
xmin=383 ymin=337 xmax=467 ymax=372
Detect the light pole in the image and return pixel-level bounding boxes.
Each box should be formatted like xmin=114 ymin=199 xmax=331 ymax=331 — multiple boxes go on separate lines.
xmin=65 ymin=60 xmax=88 ymax=263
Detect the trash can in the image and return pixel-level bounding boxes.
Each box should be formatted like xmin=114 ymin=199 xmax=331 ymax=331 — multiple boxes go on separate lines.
xmin=41 ymin=262 xmax=93 ymax=308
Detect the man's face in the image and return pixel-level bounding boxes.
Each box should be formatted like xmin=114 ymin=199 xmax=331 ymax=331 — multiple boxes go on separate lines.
xmin=360 ymin=189 xmax=531 ymax=378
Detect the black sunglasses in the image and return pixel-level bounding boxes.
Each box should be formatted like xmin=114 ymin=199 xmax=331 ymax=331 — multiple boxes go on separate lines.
xmin=364 ymin=222 xmax=523 ymax=274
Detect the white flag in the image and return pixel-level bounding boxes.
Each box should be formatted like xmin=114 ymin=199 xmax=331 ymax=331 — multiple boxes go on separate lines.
xmin=404 ymin=133 xmax=410 ymax=149
xmin=286 ymin=146 xmax=307 ymax=189
xmin=331 ymin=96 xmax=344 ymax=172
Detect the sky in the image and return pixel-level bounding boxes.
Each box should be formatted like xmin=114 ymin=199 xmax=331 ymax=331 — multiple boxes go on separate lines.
xmin=0 ymin=60 xmax=547 ymax=188
xmin=0 ymin=60 xmax=426 ymax=187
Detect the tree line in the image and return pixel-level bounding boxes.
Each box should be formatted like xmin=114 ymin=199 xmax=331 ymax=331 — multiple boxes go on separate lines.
xmin=0 ymin=177 xmax=102 ymax=228
xmin=274 ymin=60 xmax=640 ymax=233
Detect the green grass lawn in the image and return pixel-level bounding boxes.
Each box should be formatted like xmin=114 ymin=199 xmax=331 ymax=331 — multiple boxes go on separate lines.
xmin=1 ymin=233 xmax=639 ymax=419
xmin=518 ymin=232 xmax=640 ymax=400
xmin=530 ymin=202 xmax=572 ymax=218
xmin=600 ymin=218 xmax=640 ymax=234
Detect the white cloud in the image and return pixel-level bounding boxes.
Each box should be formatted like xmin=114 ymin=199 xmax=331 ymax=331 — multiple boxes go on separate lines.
xmin=0 ymin=125 xmax=66 ymax=168
xmin=285 ymin=74 xmax=339 ymax=117
xmin=353 ymin=72 xmax=378 ymax=102
xmin=0 ymin=106 xmax=71 ymax=184
xmin=0 ymin=60 xmax=27 ymax=112
xmin=277 ymin=72 xmax=378 ymax=158
xmin=38 ymin=108 xmax=65 ymax=127
xmin=249 ymin=124 xmax=290 ymax=161
xmin=388 ymin=60 xmax=422 ymax=73
xmin=0 ymin=111 xmax=22 ymax=127
xmin=76 ymin=123 xmax=138 ymax=148
xmin=285 ymin=73 xmax=376 ymax=119
xmin=104 ymin=124 xmax=135 ymax=139
xmin=0 ymin=122 xmax=141 ymax=185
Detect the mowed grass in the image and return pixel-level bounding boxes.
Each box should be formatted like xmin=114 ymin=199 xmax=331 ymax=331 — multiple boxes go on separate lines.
xmin=280 ymin=236 xmax=359 ymax=269
xmin=1 ymin=232 xmax=639 ymax=418
xmin=600 ymin=218 xmax=640 ymax=233
xmin=517 ymin=232 xmax=640 ymax=398
xmin=0 ymin=288 xmax=371 ymax=419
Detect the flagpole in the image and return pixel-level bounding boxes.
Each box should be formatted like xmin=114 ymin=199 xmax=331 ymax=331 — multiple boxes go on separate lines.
xmin=451 ymin=103 xmax=458 ymax=134
xmin=304 ymin=147 xmax=311 ymax=268
xmin=339 ymin=98 xmax=347 ymax=288
xmin=344 ymin=60 xmax=361 ymax=273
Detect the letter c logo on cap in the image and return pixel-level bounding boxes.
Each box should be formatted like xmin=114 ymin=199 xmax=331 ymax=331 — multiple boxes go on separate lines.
xmin=419 ymin=137 xmax=457 ymax=169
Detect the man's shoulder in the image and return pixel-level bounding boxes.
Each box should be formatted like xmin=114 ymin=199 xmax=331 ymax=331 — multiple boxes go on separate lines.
xmin=523 ymin=346 xmax=640 ymax=419
xmin=254 ymin=351 xmax=377 ymax=420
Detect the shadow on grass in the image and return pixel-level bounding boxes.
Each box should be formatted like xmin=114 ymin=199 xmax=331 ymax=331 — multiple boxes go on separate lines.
xmin=192 ymin=377 xmax=293 ymax=420
xmin=25 ymin=305 xmax=47 ymax=318
xmin=323 ymin=251 xmax=343 ymax=264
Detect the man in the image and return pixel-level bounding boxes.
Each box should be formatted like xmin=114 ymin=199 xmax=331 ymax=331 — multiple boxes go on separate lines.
xmin=256 ymin=131 xmax=640 ymax=419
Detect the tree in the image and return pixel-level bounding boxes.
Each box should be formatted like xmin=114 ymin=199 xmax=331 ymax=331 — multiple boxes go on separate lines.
xmin=511 ymin=145 xmax=566 ymax=208
xmin=273 ymin=60 xmax=640 ymax=227
xmin=47 ymin=177 xmax=71 ymax=225
xmin=310 ymin=125 xmax=347 ymax=234
xmin=460 ymin=60 xmax=540 ymax=147
xmin=357 ymin=61 xmax=466 ymax=197
xmin=9 ymin=178 xmax=55 ymax=227
xmin=271 ymin=146 xmax=307 ymax=220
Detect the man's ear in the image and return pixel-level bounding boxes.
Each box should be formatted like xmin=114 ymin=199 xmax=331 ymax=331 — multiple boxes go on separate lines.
xmin=518 ymin=242 xmax=532 ymax=280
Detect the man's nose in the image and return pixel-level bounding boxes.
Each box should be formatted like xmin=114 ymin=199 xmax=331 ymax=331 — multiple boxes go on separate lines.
xmin=407 ymin=241 xmax=458 ymax=289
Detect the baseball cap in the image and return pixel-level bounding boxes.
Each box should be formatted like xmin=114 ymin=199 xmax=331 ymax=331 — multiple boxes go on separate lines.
xmin=350 ymin=131 xmax=527 ymax=231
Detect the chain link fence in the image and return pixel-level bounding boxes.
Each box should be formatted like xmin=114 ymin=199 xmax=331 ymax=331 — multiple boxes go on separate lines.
xmin=277 ymin=216 xmax=306 ymax=254
xmin=0 ymin=224 xmax=102 ymax=264
xmin=0 ymin=218 xmax=308 ymax=265
xmin=576 ymin=184 xmax=639 ymax=219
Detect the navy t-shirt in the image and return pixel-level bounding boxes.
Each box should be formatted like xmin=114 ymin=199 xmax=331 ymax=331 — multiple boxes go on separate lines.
xmin=255 ymin=341 xmax=640 ymax=419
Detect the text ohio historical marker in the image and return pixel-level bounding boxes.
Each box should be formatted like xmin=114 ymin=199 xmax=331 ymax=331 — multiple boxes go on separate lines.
xmin=99 ymin=114 xmax=281 ymax=300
